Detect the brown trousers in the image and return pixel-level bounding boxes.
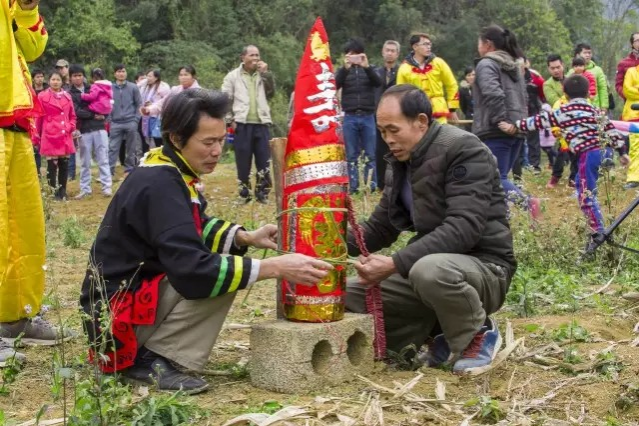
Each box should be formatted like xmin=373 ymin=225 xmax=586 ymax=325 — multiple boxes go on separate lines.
xmin=135 ymin=278 xmax=237 ymax=371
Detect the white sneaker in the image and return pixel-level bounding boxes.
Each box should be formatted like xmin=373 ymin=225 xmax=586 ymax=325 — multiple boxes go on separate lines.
xmin=74 ymin=192 xmax=91 ymax=200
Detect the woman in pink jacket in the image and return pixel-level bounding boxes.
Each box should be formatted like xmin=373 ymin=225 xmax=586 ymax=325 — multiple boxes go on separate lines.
xmin=138 ymin=69 xmax=171 ymax=148
xmin=36 ymin=71 xmax=77 ymax=200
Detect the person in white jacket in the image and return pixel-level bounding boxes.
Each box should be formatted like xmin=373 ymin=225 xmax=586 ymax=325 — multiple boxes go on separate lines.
xmin=221 ymin=45 xmax=275 ymax=204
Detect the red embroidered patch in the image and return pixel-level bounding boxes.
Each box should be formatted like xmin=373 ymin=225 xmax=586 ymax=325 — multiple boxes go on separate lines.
xmin=411 ymin=64 xmax=433 ymax=75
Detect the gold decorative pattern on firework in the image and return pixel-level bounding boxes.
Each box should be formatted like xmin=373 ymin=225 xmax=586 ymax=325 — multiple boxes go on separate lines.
xmin=297 ymin=194 xmax=347 ymax=294
xmin=285 ymin=143 xmax=345 ymax=169
xmin=310 ymin=31 xmax=330 ymax=62
xmin=284 ymin=302 xmax=345 ymax=322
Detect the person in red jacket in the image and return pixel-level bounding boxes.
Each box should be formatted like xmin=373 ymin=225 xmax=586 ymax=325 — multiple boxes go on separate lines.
xmin=572 ymin=57 xmax=597 ymax=101
xmin=35 ymin=71 xmax=77 ymax=200
xmin=616 ymin=32 xmax=639 ymax=99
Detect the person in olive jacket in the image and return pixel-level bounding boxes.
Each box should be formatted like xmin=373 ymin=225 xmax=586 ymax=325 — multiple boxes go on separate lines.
xmin=346 ymin=84 xmax=516 ymax=375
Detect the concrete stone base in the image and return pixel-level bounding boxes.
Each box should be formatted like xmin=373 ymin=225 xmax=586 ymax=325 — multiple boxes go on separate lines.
xmin=249 ymin=313 xmax=374 ymax=393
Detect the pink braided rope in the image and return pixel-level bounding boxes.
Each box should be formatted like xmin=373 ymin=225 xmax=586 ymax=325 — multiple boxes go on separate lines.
xmin=346 ymin=196 xmax=386 ymax=360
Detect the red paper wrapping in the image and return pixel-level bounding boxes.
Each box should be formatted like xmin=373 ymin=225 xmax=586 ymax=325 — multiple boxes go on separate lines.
xmin=280 ymin=17 xmax=348 ymax=322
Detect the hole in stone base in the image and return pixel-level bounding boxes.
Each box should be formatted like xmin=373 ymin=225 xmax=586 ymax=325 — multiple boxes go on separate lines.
xmin=347 ymin=331 xmax=368 ymax=366
xmin=311 ymin=340 xmax=333 ymax=374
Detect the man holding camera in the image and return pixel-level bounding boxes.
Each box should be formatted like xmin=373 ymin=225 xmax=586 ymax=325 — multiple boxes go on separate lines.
xmin=336 ymin=39 xmax=382 ymax=194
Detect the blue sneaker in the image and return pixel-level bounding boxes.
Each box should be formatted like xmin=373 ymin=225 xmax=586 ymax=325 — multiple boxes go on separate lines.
xmin=452 ymin=318 xmax=502 ymax=374
xmin=416 ymin=333 xmax=451 ymax=368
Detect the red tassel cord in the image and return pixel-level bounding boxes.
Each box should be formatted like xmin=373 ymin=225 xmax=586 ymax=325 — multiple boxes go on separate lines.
xmin=346 ymin=196 xmax=386 ymax=360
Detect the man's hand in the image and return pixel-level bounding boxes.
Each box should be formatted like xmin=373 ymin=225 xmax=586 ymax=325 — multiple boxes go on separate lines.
xmin=95 ymin=114 xmax=105 ymax=121
xmin=260 ymin=254 xmax=333 ymax=286
xmin=257 ymin=61 xmax=268 ymax=73
xmin=140 ymin=107 xmax=150 ymax=116
xmin=620 ymin=154 xmax=631 ymax=167
xmin=236 ymin=224 xmax=278 ymax=250
xmin=353 ymin=254 xmax=396 ymax=286
xmin=360 ymin=53 xmax=370 ymax=68
xmin=17 ymin=0 xmax=39 ymax=10
xmin=498 ymin=121 xmax=517 ymax=135
xmin=230 ymin=120 xmax=237 ymax=131
xmin=344 ymin=56 xmax=352 ymax=70
xmin=448 ymin=111 xmax=460 ymax=123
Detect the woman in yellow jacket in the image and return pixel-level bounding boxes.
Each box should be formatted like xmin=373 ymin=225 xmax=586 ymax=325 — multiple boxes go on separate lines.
xmin=396 ymin=33 xmax=459 ymax=123
xmin=0 ymin=1 xmax=66 ymax=365
xmin=622 ymin=65 xmax=639 ymax=188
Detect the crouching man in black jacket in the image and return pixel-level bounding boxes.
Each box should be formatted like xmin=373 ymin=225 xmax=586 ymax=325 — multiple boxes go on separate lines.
xmin=346 ymin=84 xmax=517 ymax=374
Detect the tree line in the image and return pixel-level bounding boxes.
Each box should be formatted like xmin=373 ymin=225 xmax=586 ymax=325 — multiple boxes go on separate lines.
xmin=34 ymin=0 xmax=639 ymax=135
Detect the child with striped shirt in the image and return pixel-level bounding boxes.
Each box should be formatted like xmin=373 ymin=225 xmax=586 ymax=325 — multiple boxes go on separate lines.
xmin=499 ymin=74 xmax=629 ymax=234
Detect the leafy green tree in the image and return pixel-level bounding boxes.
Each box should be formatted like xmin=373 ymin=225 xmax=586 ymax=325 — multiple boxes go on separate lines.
xmin=46 ymin=0 xmax=140 ymax=69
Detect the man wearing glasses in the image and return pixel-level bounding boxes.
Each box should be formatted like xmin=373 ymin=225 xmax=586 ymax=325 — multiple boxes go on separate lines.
xmin=396 ymin=33 xmax=459 ymax=124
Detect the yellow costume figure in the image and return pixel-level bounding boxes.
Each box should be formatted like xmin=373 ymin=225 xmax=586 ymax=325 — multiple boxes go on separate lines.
xmin=396 ymin=57 xmax=459 ymax=123
xmin=552 ymin=96 xmax=570 ymax=152
xmin=622 ymin=65 xmax=639 ymax=184
xmin=0 ymin=0 xmax=47 ymax=322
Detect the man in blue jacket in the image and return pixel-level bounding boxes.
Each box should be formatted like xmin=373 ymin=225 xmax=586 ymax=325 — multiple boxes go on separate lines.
xmin=108 ymin=64 xmax=142 ymax=177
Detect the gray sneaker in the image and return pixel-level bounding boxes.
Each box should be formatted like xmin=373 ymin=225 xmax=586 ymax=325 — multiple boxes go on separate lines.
xmin=0 ymin=317 xmax=76 ymax=346
xmin=0 ymin=338 xmax=26 ymax=367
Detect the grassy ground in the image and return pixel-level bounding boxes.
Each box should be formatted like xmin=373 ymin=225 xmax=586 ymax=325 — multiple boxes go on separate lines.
xmin=2 ymin=154 xmax=639 ymax=425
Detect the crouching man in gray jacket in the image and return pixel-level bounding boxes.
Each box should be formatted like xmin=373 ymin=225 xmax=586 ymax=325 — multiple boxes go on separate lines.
xmin=346 ymin=84 xmax=517 ymax=374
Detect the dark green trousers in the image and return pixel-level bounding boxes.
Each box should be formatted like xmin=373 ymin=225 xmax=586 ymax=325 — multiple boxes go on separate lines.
xmin=345 ymin=253 xmax=510 ymax=356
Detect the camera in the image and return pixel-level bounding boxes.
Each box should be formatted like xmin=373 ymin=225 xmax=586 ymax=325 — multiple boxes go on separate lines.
xmin=349 ymin=54 xmax=363 ymax=65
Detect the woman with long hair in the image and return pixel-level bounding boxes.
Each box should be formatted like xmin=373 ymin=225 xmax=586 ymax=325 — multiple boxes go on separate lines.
xmin=472 ymin=25 xmax=541 ymax=220
xmin=35 ymin=70 xmax=77 ymax=200
xmin=139 ymin=69 xmax=170 ymax=148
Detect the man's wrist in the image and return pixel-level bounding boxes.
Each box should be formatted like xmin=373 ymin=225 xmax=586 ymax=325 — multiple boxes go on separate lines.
xmin=235 ymin=230 xmax=251 ymax=247
xmin=385 ymin=256 xmax=397 ymax=275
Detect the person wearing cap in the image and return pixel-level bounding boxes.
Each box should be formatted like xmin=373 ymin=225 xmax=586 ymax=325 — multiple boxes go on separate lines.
xmin=0 ymin=0 xmax=72 ymax=367
xmin=55 ymin=59 xmax=70 ymax=90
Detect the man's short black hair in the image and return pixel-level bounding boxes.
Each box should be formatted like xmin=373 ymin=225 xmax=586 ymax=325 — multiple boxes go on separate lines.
xmin=563 ymin=75 xmax=589 ymax=99
xmin=31 ymin=68 xmax=44 ymax=78
xmin=546 ymin=54 xmax=562 ymax=65
xmin=113 ymin=63 xmax=126 ymax=72
xmin=161 ymin=89 xmax=229 ymax=149
xmin=342 ymin=38 xmax=365 ymax=55
xmin=572 ymin=56 xmax=586 ymax=67
xmin=408 ymin=33 xmax=431 ymax=48
xmin=379 ymin=84 xmax=433 ymax=122
xmin=68 ymin=64 xmax=85 ymax=77
xmin=574 ymin=43 xmax=592 ymax=57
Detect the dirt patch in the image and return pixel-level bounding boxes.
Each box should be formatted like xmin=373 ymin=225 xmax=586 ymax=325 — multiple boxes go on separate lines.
xmin=2 ymin=162 xmax=639 ymax=425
